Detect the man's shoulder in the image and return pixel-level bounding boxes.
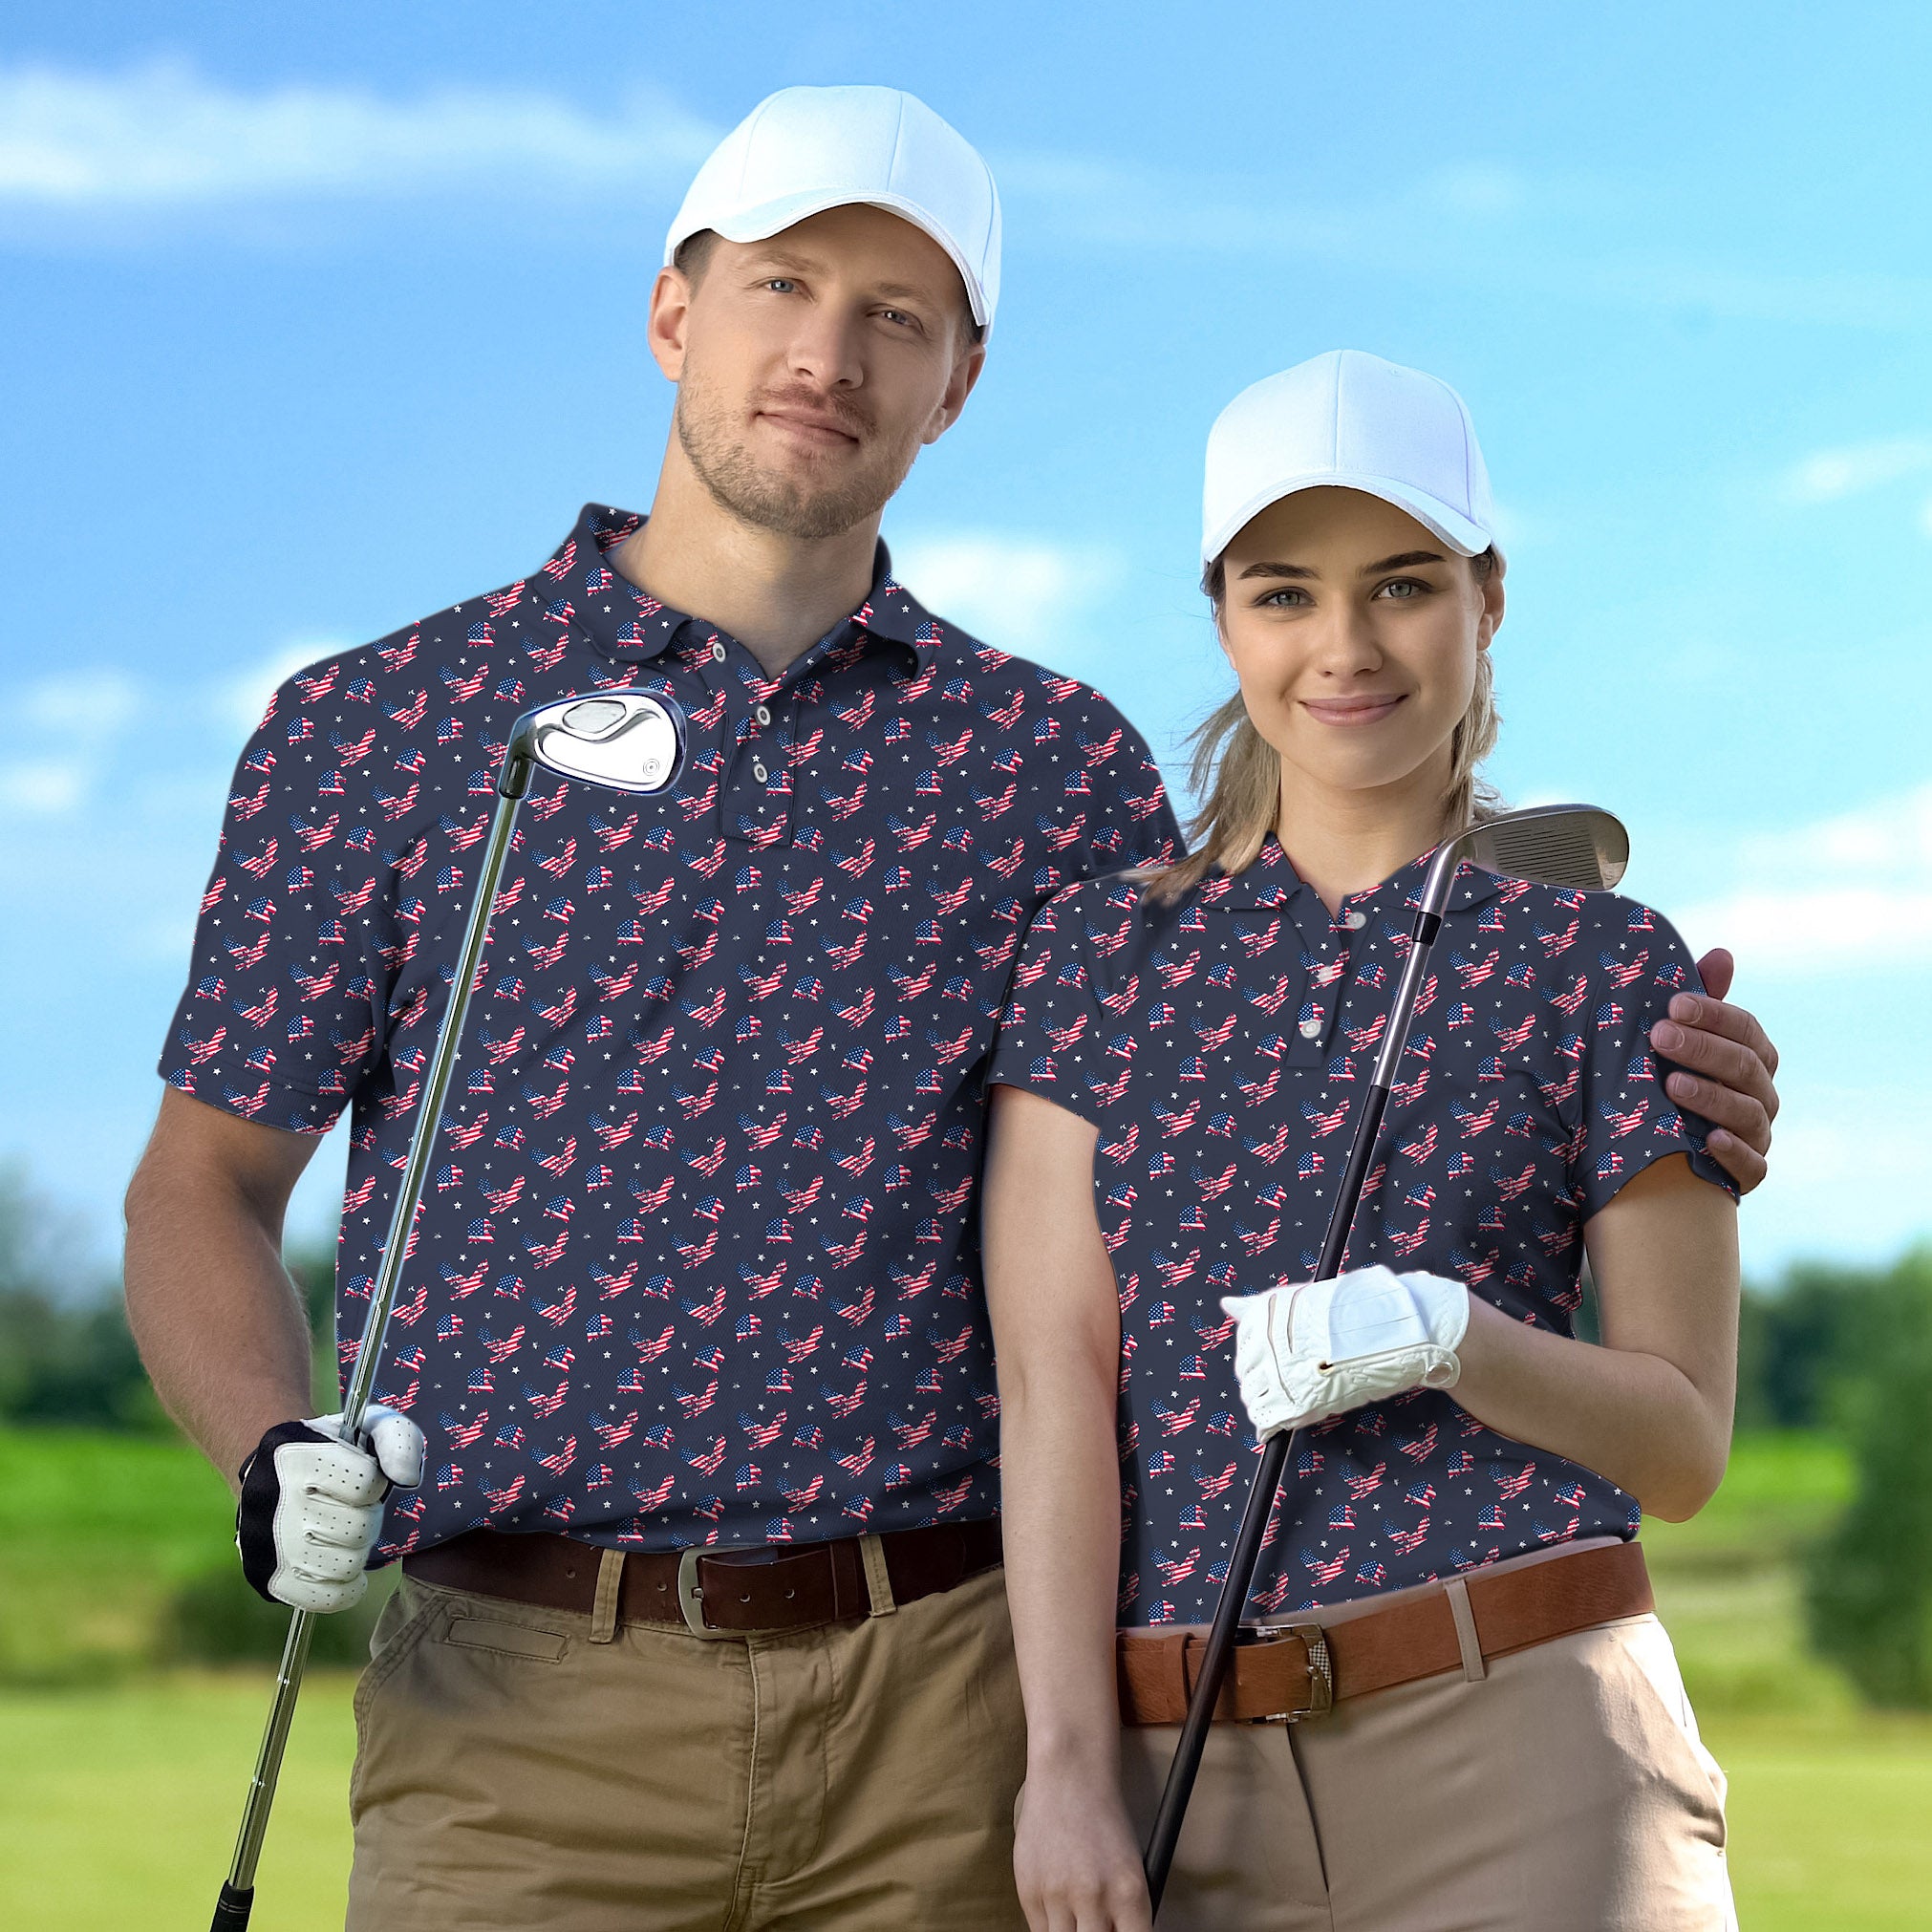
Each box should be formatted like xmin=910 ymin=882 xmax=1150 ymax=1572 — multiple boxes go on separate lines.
xmin=912 ymin=612 xmax=1150 ymax=746
xmin=250 ymin=569 xmax=552 ymax=741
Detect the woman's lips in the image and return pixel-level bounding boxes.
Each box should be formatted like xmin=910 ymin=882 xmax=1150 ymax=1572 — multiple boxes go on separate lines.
xmin=1301 ymin=695 xmax=1406 ymax=725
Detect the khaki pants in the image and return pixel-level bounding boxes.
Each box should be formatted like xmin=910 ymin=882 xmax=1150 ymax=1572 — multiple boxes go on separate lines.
xmin=1119 ymin=1611 xmax=1735 ymax=1932
xmin=347 ymin=1561 xmax=1029 ymax=1930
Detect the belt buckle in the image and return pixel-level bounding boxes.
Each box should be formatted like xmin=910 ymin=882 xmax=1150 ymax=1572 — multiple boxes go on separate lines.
xmin=1244 ymin=1621 xmax=1335 ymax=1723
xmin=676 ymin=1544 xmax=759 ymax=1639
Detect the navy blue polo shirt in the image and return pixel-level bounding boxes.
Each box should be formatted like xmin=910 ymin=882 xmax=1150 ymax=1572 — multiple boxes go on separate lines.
xmin=162 ymin=504 xmax=1178 ymax=1556
xmin=987 ymin=835 xmax=1737 ymax=1625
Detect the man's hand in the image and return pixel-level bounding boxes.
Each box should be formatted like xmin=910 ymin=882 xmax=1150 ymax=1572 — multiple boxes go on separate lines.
xmin=1650 ymin=948 xmax=1779 ymax=1194
xmin=235 ymin=1405 xmax=425 ymax=1613
xmin=1221 ymin=1266 xmax=1470 ymax=1439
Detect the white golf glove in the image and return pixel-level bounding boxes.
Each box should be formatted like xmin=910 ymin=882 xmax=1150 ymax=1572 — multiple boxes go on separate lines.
xmin=1219 ymin=1265 xmax=1470 ymax=1440
xmin=235 ymin=1405 xmax=426 ymax=1613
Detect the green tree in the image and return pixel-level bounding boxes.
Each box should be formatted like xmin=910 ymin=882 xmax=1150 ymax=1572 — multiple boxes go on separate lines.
xmin=0 ymin=1166 xmax=164 ymax=1429
xmin=1804 ymin=1248 xmax=1932 ymax=1707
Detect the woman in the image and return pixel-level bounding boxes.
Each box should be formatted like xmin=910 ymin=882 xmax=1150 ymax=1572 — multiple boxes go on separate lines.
xmin=982 ymin=350 xmax=1741 ymax=1930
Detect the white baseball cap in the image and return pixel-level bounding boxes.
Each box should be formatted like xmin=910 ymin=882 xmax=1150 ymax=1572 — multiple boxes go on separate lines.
xmin=1201 ymin=350 xmax=1499 ymax=567
xmin=664 ymin=86 xmax=1001 ymax=331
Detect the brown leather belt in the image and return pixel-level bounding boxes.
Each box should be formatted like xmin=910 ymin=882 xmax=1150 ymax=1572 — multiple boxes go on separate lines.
xmin=403 ymin=1518 xmax=1001 ymax=1637
xmin=1117 ymin=1540 xmax=1653 ymax=1725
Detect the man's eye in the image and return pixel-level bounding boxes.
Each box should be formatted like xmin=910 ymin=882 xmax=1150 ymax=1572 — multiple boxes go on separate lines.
xmin=763 ymin=278 xmax=797 ymax=294
xmin=880 ymin=309 xmax=918 ymax=330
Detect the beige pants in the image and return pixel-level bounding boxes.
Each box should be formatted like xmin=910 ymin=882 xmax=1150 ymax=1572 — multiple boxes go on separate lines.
xmin=1120 ymin=1611 xmax=1735 ymax=1932
xmin=346 ymin=1561 xmax=1029 ymax=1930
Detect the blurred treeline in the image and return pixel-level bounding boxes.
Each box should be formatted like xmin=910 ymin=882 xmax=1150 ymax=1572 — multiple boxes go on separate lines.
xmin=6 ymin=1161 xmax=1914 ymax=1439
xmin=4 ymin=1166 xmax=1931 ymax=1703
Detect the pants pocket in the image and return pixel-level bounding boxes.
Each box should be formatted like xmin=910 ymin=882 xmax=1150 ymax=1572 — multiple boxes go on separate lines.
xmin=1600 ymin=1614 xmax=1729 ymax=1841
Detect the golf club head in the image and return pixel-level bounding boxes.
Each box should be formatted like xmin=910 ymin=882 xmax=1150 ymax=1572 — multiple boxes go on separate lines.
xmin=500 ymin=691 xmax=688 ymax=800
xmin=1460 ymin=804 xmax=1628 ymax=893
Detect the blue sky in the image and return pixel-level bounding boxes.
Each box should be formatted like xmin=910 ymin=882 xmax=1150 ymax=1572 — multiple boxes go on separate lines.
xmin=3 ymin=1 xmax=1928 ymax=1279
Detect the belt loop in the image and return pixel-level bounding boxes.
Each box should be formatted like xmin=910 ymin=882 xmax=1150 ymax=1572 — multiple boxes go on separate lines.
xmin=860 ymin=1534 xmax=898 ymax=1617
xmin=1444 ymin=1577 xmax=1486 ymax=1682
xmin=589 ymin=1547 xmax=626 ymax=1644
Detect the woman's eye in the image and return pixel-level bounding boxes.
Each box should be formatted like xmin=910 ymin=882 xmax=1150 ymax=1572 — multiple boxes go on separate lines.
xmin=1259 ymin=587 xmax=1310 ymax=607
xmin=1375 ymin=578 xmax=1428 ymax=600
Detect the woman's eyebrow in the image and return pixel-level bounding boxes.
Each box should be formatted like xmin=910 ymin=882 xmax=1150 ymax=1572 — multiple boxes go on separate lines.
xmin=1358 ymin=549 xmax=1446 ymax=575
xmin=1235 ymin=561 xmax=1317 ymax=580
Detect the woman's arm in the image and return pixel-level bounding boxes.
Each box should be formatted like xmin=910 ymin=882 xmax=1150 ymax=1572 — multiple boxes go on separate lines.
xmin=1449 ymin=1153 xmax=1740 ymax=1520
xmin=983 ymin=1082 xmax=1153 ymax=1932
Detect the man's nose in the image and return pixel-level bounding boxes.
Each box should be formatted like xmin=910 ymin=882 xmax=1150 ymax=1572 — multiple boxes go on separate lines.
xmin=785 ymin=307 xmax=866 ymax=392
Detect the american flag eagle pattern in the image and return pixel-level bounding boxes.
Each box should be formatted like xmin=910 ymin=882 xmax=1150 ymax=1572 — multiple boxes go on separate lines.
xmin=162 ymin=504 xmax=1178 ymax=1558
xmin=987 ymin=835 xmax=1736 ymax=1625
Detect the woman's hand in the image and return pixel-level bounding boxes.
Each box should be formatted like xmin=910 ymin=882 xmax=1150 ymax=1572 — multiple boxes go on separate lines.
xmin=1014 ymin=1764 xmax=1154 ymax=1932
xmin=1220 ymin=1265 xmax=1471 ymax=1437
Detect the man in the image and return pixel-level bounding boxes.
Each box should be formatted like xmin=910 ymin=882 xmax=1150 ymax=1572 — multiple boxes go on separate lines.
xmin=124 ymin=86 xmax=1782 ymax=1929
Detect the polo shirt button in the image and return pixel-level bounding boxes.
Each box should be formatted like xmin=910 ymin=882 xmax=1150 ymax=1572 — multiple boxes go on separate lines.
xmin=1344 ymin=910 xmax=1367 ymax=930
xmin=752 ymin=761 xmax=768 ymax=784
xmin=1299 ymin=1017 xmax=1322 ymax=1039
xmin=710 ymin=641 xmax=727 ymax=663
xmin=755 ymin=705 xmax=771 ymax=726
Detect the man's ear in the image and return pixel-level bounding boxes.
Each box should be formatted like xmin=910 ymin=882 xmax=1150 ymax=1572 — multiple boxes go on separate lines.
xmin=647 ymin=267 xmax=695 ymax=383
xmin=921 ymin=341 xmax=988 ymax=447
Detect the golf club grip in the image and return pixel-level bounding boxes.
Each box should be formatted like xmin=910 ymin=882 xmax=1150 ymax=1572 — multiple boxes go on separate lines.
xmin=211 ymin=1880 xmax=253 ymax=1928
xmin=1143 ymin=1426 xmax=1293 ymax=1906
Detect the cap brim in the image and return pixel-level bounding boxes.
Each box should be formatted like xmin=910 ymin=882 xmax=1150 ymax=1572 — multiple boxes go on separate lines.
xmin=667 ymin=189 xmax=990 ymax=330
xmin=1203 ymin=473 xmax=1495 ymax=568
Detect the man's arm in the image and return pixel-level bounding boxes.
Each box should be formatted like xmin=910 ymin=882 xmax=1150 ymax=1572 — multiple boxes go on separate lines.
xmin=123 ymin=1086 xmax=323 ymax=1487
xmin=1650 ymin=948 xmax=1779 ymax=1194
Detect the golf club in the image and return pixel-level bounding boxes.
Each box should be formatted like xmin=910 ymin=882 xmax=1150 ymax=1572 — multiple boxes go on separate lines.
xmin=1143 ymin=804 xmax=1629 ymax=1913
xmin=210 ymin=690 xmax=686 ymax=1930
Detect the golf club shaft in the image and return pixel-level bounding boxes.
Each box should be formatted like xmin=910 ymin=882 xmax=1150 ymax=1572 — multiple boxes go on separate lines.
xmin=214 ymin=787 xmax=524 ymax=1923
xmin=1144 ymin=907 xmax=1442 ymax=1910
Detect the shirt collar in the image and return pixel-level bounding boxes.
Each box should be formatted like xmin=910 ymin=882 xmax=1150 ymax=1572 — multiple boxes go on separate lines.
xmin=1196 ymin=831 xmax=1507 ymax=921
xmin=531 ymin=503 xmax=947 ymax=671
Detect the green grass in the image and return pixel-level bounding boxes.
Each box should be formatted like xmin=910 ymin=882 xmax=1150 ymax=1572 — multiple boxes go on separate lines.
xmin=2 ymin=1678 xmax=1929 ymax=1928
xmin=3 ymin=1424 xmax=1926 ymax=1925
xmin=0 ymin=1427 xmax=238 ymax=1682
xmin=1645 ymin=1427 xmax=1857 ymax=1716
xmin=0 ymin=1672 xmax=359 ymax=1931
xmin=1707 ymin=1710 xmax=1932 ymax=1930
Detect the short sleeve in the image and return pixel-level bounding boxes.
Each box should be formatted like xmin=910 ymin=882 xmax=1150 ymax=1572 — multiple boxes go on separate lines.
xmin=1083 ymin=705 xmax=1181 ymax=874
xmin=158 ymin=661 xmax=390 ymax=1132
xmin=987 ymin=885 xmax=1128 ymax=1127
xmin=1572 ymin=897 xmax=1740 ymax=1218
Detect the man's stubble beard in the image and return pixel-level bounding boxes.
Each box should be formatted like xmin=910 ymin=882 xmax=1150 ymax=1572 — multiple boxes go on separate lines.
xmin=675 ymin=370 xmax=924 ymax=543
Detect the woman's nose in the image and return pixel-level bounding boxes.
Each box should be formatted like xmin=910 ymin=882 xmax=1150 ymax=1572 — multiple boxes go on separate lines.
xmin=1309 ymin=603 xmax=1383 ymax=676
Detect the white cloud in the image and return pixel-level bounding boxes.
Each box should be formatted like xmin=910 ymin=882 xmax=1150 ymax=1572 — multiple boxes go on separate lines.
xmin=20 ymin=669 xmax=141 ymax=740
xmin=0 ymin=762 xmax=89 ymax=814
xmin=219 ymin=637 xmax=354 ymax=733
xmin=1425 ymin=162 xmax=1531 ymax=219
xmin=1780 ymin=436 xmax=1932 ymax=504
xmin=0 ymin=59 xmax=716 ymax=207
xmin=1676 ymin=781 xmax=1932 ymax=975
xmin=890 ymin=532 xmax=1122 ymax=654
